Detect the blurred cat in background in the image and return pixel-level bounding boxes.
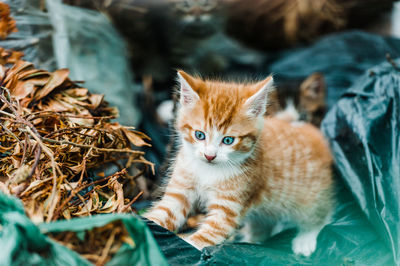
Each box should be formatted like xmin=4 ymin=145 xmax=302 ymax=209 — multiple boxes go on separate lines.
xmin=173 ymin=0 xmax=219 ymax=37
xmin=273 ymin=73 xmax=326 ymax=127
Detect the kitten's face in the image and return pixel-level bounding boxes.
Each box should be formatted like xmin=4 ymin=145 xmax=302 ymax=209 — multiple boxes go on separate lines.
xmin=179 ymin=114 xmax=257 ymax=166
xmin=175 ymin=71 xmax=273 ymax=167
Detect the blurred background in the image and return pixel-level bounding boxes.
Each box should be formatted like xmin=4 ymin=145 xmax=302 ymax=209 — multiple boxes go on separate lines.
xmin=4 ymin=0 xmax=400 ymax=200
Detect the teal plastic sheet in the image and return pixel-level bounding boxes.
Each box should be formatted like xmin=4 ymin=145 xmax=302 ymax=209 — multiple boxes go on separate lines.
xmin=322 ymin=59 xmax=400 ymax=265
xmin=0 ymin=192 xmax=167 ymax=265
xmin=269 ymin=31 xmax=400 ymax=108
xmin=145 ymin=183 xmax=395 ymax=265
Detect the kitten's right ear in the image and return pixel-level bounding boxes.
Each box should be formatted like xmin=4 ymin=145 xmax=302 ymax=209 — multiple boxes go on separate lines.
xmin=245 ymin=76 xmax=274 ymax=117
xmin=177 ymin=70 xmax=200 ymax=108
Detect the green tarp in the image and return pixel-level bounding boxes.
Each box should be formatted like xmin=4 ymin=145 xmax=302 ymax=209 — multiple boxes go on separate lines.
xmin=0 ymin=192 xmax=167 ymax=265
xmin=322 ymin=59 xmax=400 ymax=265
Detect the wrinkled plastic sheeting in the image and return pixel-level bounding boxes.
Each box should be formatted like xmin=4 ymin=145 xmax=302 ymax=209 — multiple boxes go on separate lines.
xmin=322 ymin=59 xmax=400 ymax=264
xmin=40 ymin=214 xmax=168 ymax=266
xmin=144 ymin=218 xmax=202 ymax=265
xmin=45 ymin=0 xmax=141 ymax=126
xmin=145 ymin=184 xmax=395 ymax=265
xmin=269 ymin=31 xmax=400 ymax=108
xmin=0 ymin=192 xmax=90 ymax=265
xmin=1 ymin=0 xmax=56 ymax=70
xmin=0 ymin=192 xmax=167 ymax=265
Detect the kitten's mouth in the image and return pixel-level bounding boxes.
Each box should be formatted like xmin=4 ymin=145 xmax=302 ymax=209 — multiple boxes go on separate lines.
xmin=202 ymin=158 xmax=217 ymax=164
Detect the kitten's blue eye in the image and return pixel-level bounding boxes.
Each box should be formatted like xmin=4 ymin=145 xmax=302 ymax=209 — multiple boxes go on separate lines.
xmin=222 ymin=136 xmax=235 ymax=145
xmin=195 ymin=130 xmax=206 ymax=140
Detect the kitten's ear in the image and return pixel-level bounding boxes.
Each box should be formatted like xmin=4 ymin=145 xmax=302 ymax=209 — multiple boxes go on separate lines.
xmin=245 ymin=76 xmax=274 ymax=117
xmin=177 ymin=70 xmax=200 ymax=108
xmin=300 ymin=73 xmax=325 ymax=99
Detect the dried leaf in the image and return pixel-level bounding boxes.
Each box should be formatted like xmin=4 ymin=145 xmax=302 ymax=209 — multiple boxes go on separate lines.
xmin=0 ymin=2 xmax=17 ymax=39
xmin=99 ymin=195 xmax=117 ymax=213
xmin=34 ymin=69 xmax=70 ymax=100
xmin=88 ymin=94 xmax=104 ymax=109
xmin=121 ymin=128 xmax=151 ymax=147
xmin=68 ymin=110 xmax=94 ymax=126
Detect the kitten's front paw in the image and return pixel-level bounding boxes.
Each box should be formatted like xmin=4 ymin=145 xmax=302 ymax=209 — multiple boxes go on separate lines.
xmin=292 ymin=233 xmax=317 ymax=257
xmin=182 ymin=235 xmax=209 ymax=250
xmin=182 ymin=236 xmax=200 ymax=250
xmin=143 ymin=212 xmax=163 ymax=227
xmin=177 ymin=232 xmax=190 ymax=239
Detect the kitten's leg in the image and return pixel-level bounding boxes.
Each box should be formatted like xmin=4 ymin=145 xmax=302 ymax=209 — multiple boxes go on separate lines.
xmin=183 ymin=197 xmax=243 ymax=250
xmin=292 ymin=224 xmax=324 ymax=256
xmin=240 ymin=221 xmax=270 ymax=243
xmin=239 ymin=214 xmax=275 ymax=243
xmin=292 ymin=203 xmax=333 ymax=256
xmin=144 ymin=169 xmax=195 ymax=232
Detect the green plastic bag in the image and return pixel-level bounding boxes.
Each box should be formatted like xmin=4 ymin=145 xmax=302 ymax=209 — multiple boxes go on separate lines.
xmin=0 ymin=192 xmax=167 ymax=265
xmin=322 ymin=58 xmax=400 ymax=265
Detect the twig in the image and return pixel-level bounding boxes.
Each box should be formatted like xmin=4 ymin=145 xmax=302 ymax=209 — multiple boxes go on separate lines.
xmin=0 ymin=109 xmax=15 ymax=118
xmin=47 ymin=131 xmax=98 ymax=139
xmin=25 ymin=127 xmax=61 ymax=174
xmin=28 ymin=144 xmax=41 ymax=178
xmin=42 ymin=137 xmax=144 ymax=154
xmin=25 ymin=111 xmax=116 ymax=120
xmin=43 ymin=126 xmax=110 ymax=137
xmin=122 ymin=169 xmax=145 ymax=185
xmin=1 ymin=123 xmax=23 ymax=151
xmin=21 ymin=132 xmax=29 ymax=165
xmin=0 ymin=116 xmax=17 ymax=122
xmin=75 ymin=191 xmax=90 ymax=214
xmin=121 ymin=191 xmax=143 ymax=212
xmin=96 ymin=228 xmax=117 ymax=266
xmin=43 ymin=126 xmax=126 ymax=144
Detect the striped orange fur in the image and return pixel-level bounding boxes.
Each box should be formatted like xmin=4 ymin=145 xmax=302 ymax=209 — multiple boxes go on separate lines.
xmin=144 ymin=71 xmax=334 ymax=256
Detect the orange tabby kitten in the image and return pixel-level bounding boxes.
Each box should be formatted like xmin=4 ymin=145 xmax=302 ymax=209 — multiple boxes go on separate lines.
xmin=144 ymin=71 xmax=334 ymax=256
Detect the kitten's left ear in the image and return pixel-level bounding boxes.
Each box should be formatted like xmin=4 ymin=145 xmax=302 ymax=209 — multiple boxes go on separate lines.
xmin=245 ymin=76 xmax=274 ymax=117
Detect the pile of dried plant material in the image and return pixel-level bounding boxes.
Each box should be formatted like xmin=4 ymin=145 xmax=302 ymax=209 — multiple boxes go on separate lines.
xmin=0 ymin=47 xmax=153 ymax=225
xmin=0 ymin=1 xmax=17 ymax=40
xmin=49 ymin=221 xmax=133 ymax=265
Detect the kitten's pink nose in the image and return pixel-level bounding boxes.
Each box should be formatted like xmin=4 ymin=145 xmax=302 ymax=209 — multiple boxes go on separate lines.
xmin=204 ymin=154 xmax=216 ymax=162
